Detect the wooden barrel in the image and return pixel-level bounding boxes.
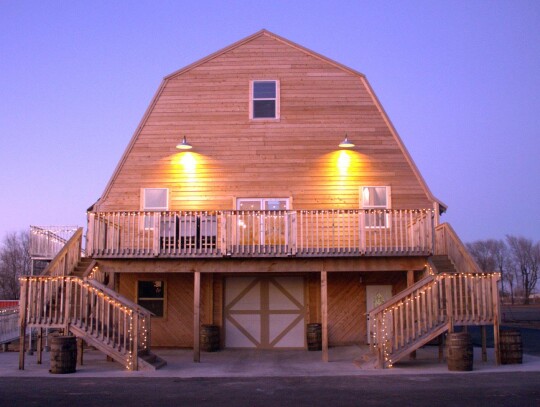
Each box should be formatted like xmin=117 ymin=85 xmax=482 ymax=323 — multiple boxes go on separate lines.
xmin=200 ymin=324 xmax=220 ymax=352
xmin=447 ymin=332 xmax=473 ymax=371
xmin=49 ymin=336 xmax=77 ymax=374
xmin=307 ymin=323 xmax=322 ymax=351
xmin=500 ymin=329 xmax=522 ymax=364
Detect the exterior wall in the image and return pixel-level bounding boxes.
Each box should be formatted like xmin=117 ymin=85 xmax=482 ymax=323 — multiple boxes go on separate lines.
xmin=117 ymin=267 xmax=409 ymax=348
xmin=96 ymin=33 xmax=433 ymax=213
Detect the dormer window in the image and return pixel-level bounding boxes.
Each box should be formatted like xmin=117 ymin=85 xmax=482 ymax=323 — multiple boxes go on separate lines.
xmin=251 ymin=80 xmax=280 ymax=119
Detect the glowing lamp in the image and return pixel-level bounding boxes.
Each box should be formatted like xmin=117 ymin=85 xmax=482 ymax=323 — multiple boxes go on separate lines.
xmin=338 ymin=134 xmax=355 ymax=148
xmin=176 ymin=136 xmax=193 ymax=150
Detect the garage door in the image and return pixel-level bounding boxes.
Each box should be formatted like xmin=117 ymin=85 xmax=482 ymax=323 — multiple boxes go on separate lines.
xmin=224 ymin=276 xmax=305 ymax=349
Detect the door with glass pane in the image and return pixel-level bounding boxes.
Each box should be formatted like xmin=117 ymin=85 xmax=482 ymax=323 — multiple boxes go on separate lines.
xmin=237 ymin=198 xmax=289 ymax=250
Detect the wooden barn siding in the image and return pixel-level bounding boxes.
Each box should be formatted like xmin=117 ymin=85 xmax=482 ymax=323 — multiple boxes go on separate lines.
xmin=306 ymin=271 xmax=407 ymax=346
xmin=117 ymin=269 xmax=407 ymax=348
xmin=119 ymin=273 xmax=213 ymax=348
xmin=97 ymin=34 xmax=432 ymax=212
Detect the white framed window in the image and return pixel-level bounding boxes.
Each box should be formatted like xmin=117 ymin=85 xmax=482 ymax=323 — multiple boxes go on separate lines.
xmin=250 ymin=80 xmax=280 ymax=119
xmin=360 ymin=186 xmax=391 ymax=228
xmin=141 ymin=188 xmax=169 ymax=228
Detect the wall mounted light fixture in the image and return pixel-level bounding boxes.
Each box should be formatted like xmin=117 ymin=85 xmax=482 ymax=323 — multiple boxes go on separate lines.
xmin=176 ymin=136 xmax=193 ymax=150
xmin=339 ymin=134 xmax=355 ymax=148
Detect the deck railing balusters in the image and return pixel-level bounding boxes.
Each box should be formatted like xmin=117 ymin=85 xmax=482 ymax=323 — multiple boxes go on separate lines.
xmin=87 ymin=209 xmax=436 ymax=258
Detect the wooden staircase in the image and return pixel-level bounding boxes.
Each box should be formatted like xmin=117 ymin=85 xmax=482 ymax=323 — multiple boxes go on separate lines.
xmin=19 ymin=228 xmax=166 ymax=371
xmin=368 ymin=223 xmax=501 ymax=368
xmin=72 ymin=257 xmax=94 ymax=278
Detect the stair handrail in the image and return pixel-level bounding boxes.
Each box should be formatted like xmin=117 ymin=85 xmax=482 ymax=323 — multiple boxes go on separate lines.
xmin=41 ymin=228 xmax=84 ymax=277
xmin=19 ymin=275 xmax=152 ymax=370
xmin=86 ymin=278 xmax=153 ymax=317
xmin=368 ymin=274 xmax=436 ymax=317
xmin=435 ymin=223 xmax=482 ymax=274
xmin=369 ymin=269 xmax=500 ymax=368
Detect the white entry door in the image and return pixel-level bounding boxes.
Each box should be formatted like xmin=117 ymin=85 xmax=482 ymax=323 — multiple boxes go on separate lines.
xmin=366 ymin=285 xmax=393 ymax=344
xmin=225 ymin=276 xmax=305 ymax=349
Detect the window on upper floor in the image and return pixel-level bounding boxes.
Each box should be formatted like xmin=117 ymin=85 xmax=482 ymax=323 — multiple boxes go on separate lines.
xmin=250 ymin=80 xmax=280 ymax=119
xmin=141 ymin=188 xmax=169 ymax=228
xmin=361 ymin=186 xmax=391 ymax=228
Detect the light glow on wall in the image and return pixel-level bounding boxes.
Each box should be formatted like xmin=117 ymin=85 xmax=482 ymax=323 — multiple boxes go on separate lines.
xmin=180 ymin=152 xmax=197 ymax=173
xmin=337 ymin=150 xmax=352 ymax=175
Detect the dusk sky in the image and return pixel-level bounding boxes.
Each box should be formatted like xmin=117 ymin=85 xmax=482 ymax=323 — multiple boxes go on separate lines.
xmin=1 ymin=1 xmax=539 ymax=244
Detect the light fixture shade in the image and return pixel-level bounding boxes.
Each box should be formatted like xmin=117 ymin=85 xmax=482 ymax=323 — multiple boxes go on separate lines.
xmin=176 ymin=136 xmax=193 ymax=150
xmin=339 ymin=134 xmax=355 ymax=148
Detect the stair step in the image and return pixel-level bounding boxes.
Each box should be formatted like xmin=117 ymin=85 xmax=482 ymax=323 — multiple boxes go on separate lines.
xmin=139 ymin=352 xmax=167 ymax=370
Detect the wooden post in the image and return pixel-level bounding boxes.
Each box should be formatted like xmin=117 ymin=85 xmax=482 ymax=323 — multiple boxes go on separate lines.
xmin=18 ymin=278 xmax=28 ymax=370
xmin=492 ymin=276 xmax=501 ymax=365
xmin=37 ymin=328 xmax=43 ymax=364
xmin=77 ymin=338 xmax=84 ymax=366
xmin=194 ymin=271 xmax=201 ymax=363
xmin=407 ymin=271 xmax=416 ymax=360
xmin=481 ymin=325 xmax=487 ymax=362
xmin=87 ymin=213 xmax=95 ymax=256
xmin=64 ymin=278 xmax=72 ymax=335
xmin=132 ymin=312 xmax=139 ymax=371
xmin=321 ymin=271 xmax=328 ymax=362
xmin=445 ymin=276 xmax=454 ymax=333
xmin=438 ymin=334 xmax=444 ymax=363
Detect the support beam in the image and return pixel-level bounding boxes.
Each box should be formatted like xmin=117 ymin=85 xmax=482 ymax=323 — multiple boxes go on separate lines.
xmin=77 ymin=338 xmax=84 ymax=366
xmin=321 ymin=271 xmax=328 ymax=362
xmin=194 ymin=271 xmax=201 ymax=363
xmin=37 ymin=328 xmax=43 ymax=365
xmin=481 ymin=326 xmax=487 ymax=362
xmin=407 ymin=270 xmax=415 ymax=287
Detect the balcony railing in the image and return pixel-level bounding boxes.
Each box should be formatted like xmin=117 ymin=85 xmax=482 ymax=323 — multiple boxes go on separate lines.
xmin=30 ymin=226 xmax=81 ymax=259
xmin=87 ymin=209 xmax=434 ymax=258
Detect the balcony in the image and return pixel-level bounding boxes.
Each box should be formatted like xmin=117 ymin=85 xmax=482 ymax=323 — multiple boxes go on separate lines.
xmin=87 ymin=209 xmax=434 ymax=258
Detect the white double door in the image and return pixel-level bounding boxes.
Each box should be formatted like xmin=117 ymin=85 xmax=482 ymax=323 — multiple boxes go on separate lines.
xmin=224 ymin=276 xmax=306 ymax=349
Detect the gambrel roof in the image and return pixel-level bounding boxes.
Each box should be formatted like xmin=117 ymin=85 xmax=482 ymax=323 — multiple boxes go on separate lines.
xmin=94 ymin=29 xmax=445 ymax=212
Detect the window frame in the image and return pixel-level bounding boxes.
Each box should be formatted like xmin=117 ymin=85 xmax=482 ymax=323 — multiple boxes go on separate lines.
xmin=141 ymin=188 xmax=169 ymax=229
xmin=249 ymin=80 xmax=280 ymax=120
xmin=360 ymin=186 xmax=392 ymax=229
xmin=137 ymin=279 xmax=165 ymax=318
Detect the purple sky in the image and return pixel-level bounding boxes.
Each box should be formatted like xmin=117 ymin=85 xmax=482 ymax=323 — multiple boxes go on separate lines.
xmin=1 ymin=1 xmax=539 ymax=244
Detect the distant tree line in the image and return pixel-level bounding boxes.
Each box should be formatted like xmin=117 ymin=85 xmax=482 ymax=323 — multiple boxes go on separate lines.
xmin=467 ymin=236 xmax=540 ymax=305
xmin=0 ymin=231 xmax=30 ymax=299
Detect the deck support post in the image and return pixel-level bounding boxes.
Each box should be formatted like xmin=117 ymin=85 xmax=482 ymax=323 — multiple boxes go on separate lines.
xmin=194 ymin=271 xmax=201 ymax=363
xmin=77 ymin=338 xmax=84 ymax=366
xmin=37 ymin=328 xmax=43 ymax=364
xmin=321 ymin=270 xmax=328 ymax=362
xmin=438 ymin=334 xmax=444 ymax=362
xmin=481 ymin=325 xmax=487 ymax=362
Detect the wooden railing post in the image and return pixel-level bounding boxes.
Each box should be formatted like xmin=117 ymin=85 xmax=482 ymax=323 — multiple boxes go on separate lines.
xmin=492 ymin=275 xmax=501 ymax=365
xmin=444 ymin=276 xmax=454 ymax=333
xmin=18 ymin=278 xmax=28 ymax=370
xmin=87 ymin=213 xmax=95 ymax=256
xmin=132 ymin=311 xmax=139 ymax=371
xmin=64 ymin=278 xmax=72 ymax=334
